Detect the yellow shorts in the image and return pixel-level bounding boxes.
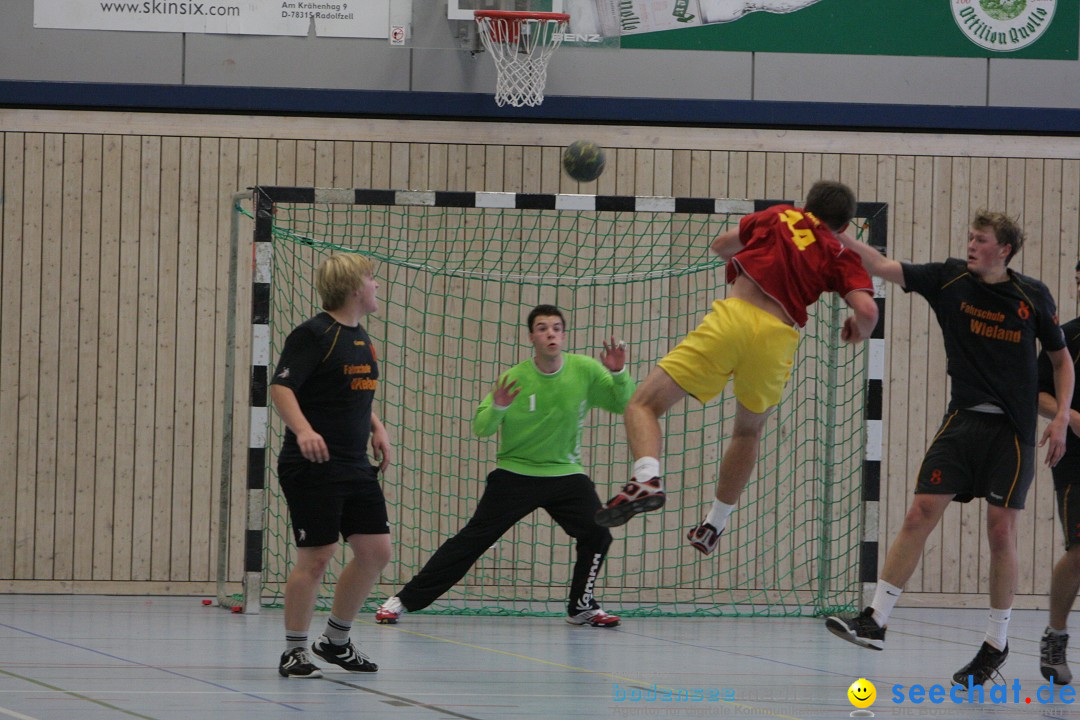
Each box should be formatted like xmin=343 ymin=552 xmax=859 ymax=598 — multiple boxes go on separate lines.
xmin=658 ymin=298 xmax=800 ymax=413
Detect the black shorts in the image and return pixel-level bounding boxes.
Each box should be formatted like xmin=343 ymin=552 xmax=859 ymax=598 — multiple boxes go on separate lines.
xmin=278 ymin=462 xmax=389 ymax=547
xmin=1051 ymin=452 xmax=1080 ymax=547
xmin=915 ymin=409 xmax=1035 ymax=509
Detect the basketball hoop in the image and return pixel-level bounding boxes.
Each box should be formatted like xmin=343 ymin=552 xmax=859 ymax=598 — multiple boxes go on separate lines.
xmin=474 ymin=10 xmax=570 ymax=108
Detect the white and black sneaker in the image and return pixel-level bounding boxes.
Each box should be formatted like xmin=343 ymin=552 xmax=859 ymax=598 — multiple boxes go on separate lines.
xmin=311 ymin=635 xmax=378 ymax=673
xmin=278 ymin=647 xmax=323 ymax=678
xmin=825 ymin=607 xmax=886 ymax=650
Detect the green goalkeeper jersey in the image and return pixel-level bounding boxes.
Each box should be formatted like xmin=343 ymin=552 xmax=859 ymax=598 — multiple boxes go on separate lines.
xmin=472 ymin=353 xmax=635 ymax=477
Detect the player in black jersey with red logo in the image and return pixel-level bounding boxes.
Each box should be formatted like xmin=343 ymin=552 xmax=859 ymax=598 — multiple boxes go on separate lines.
xmin=270 ymin=253 xmax=392 ymax=679
xmin=1036 ymin=261 xmax=1080 ymax=686
xmin=825 ymin=211 xmax=1074 ymax=687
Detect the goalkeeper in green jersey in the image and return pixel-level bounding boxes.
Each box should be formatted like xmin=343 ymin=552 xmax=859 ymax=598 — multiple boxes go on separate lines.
xmin=375 ymin=304 xmax=635 ymax=627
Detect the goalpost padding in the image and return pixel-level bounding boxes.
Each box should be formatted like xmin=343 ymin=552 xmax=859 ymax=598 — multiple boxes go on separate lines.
xmin=239 ymin=187 xmax=887 ymax=617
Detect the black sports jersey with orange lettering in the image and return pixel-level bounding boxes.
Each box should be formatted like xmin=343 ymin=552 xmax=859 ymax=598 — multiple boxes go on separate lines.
xmin=903 ymin=258 xmax=1064 ymax=444
xmin=271 ymin=312 xmax=379 ymax=468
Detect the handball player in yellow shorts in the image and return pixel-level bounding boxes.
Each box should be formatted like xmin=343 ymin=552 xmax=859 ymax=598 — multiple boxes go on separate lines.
xmin=596 ymin=181 xmax=878 ymax=557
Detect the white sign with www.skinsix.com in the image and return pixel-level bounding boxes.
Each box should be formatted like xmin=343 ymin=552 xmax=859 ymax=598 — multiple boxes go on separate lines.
xmin=34 ymin=0 xmax=390 ymax=37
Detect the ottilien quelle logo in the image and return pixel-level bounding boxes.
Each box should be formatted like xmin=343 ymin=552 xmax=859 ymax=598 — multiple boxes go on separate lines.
xmin=951 ymin=0 xmax=1057 ymax=52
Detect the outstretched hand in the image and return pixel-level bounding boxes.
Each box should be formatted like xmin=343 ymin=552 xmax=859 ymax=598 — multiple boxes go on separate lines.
xmin=600 ymin=337 xmax=627 ymax=372
xmin=492 ymin=376 xmax=521 ymax=408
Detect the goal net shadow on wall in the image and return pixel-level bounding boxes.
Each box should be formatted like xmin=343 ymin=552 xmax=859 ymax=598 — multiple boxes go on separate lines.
xmin=230 ymin=187 xmax=887 ymax=618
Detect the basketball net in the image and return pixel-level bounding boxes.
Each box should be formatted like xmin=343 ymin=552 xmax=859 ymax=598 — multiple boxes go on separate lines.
xmin=474 ymin=11 xmax=570 ymax=108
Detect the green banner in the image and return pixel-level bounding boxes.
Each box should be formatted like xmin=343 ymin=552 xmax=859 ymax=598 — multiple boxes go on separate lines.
xmin=619 ymin=0 xmax=1077 ymax=60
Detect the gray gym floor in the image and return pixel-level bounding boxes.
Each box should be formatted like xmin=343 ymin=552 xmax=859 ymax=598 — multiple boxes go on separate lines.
xmin=2 ymin=595 xmax=1078 ymax=719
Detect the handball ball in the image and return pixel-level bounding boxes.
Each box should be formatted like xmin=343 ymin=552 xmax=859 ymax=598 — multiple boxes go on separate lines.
xmin=562 ymin=141 xmax=606 ymax=182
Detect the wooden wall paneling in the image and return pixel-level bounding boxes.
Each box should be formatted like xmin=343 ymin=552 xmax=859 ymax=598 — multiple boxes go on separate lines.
xmin=52 ymin=134 xmax=84 ymax=580
xmin=295 ymin=140 xmax=316 ymax=188
xmin=763 ymin=151 xmax=785 ymax=200
xmin=670 ymin=149 xmax=691 ymax=198
xmin=427 ymin=142 xmax=448 ymax=191
xmin=723 ymin=151 xmax=745 ymax=201
xmin=73 ymin=136 xmax=102 ymax=580
xmin=275 ymin=140 xmax=297 ymax=187
xmin=633 ymin=148 xmax=654 ymax=196
xmin=369 ymin=142 xmax=391 ymax=189
xmin=783 ymin=152 xmax=803 ymax=201
xmin=388 ymin=142 xmax=410 ymax=190
xmin=169 ymin=137 xmax=201 ymax=581
xmin=0 ymin=134 xmax=19 ymax=579
xmin=518 ymin=145 xmax=540 ymax=193
xmin=883 ymin=154 xmax=914 ymax=589
xmin=110 ymin=135 xmax=142 ymax=581
xmin=151 ymin=134 xmax=178 ymax=582
xmin=801 ymin=153 xmax=822 ymax=195
xmin=209 ymin=137 xmax=240 ymax=586
xmin=484 ymin=144 xmax=504 ymax=190
xmin=746 ymin=152 xmax=766 ymax=200
xmin=409 ymin=142 xmax=431 ymax=192
xmin=190 ymin=137 xmax=222 ymax=581
xmin=351 ymin=141 xmax=373 ymax=188
xmin=92 ymin=135 xmax=121 ymax=580
xmin=652 ymin=149 xmax=673 ymax=198
xmin=314 ymin=140 xmax=334 ymax=189
xmin=331 ymin=140 xmax=352 ymax=188
xmin=256 ymin=138 xmax=278 ymax=186
xmin=1063 ymin=160 xmax=1080 ymax=311
xmin=14 ymin=132 xmax=41 ymax=580
xmin=34 ymin=133 xmax=63 ymax=580
xmin=9 ymin=134 xmax=35 ymax=579
xmin=129 ymin=136 xmax=161 ymax=582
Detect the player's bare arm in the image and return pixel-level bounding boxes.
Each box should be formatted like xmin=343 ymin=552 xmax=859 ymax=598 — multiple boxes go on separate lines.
xmin=1037 ymin=392 xmax=1080 ymax=438
xmin=1041 ymin=346 xmax=1076 ymax=467
xmin=710 ymin=229 xmax=743 ymax=259
xmin=371 ymin=411 xmax=391 ymax=471
xmin=269 ymin=384 xmax=330 ymax=463
xmin=835 ymin=230 xmax=905 ymax=286
xmin=840 ymin=290 xmax=879 ymax=343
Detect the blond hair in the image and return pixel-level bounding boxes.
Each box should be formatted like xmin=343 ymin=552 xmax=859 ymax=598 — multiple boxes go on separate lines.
xmin=972 ymin=210 xmax=1024 ymax=264
xmin=316 ymin=253 xmax=375 ymax=311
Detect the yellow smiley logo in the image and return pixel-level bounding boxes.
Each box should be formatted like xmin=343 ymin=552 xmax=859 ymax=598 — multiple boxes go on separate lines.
xmin=847 ymin=678 xmax=876 ymax=709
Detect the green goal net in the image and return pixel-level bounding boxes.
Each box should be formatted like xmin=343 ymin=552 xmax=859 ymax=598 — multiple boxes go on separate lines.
xmin=249 ymin=188 xmax=872 ymax=618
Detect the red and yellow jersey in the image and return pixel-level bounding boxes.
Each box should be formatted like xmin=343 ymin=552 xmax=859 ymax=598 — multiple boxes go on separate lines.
xmin=726 ymin=205 xmax=873 ymax=327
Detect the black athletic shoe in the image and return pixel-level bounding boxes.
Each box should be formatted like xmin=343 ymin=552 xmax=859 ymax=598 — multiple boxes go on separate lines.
xmin=278 ymin=648 xmax=323 ymax=678
xmin=1041 ymin=629 xmax=1072 ymax=685
xmin=311 ymin=635 xmax=378 ymax=673
xmin=825 ymin=607 xmax=886 ymax=650
xmin=952 ymin=641 xmax=1008 ymax=687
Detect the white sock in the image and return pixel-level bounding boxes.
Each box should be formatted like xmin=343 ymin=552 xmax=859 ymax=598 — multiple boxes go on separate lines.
xmin=323 ymin=613 xmax=353 ymax=645
xmin=985 ymin=607 xmax=1011 ymax=651
xmin=870 ymin=580 xmax=902 ymax=627
xmin=632 ymin=457 xmax=661 ymax=485
xmin=1047 ymin=625 xmax=1068 ymax=636
xmin=704 ymin=499 xmax=735 ymax=533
